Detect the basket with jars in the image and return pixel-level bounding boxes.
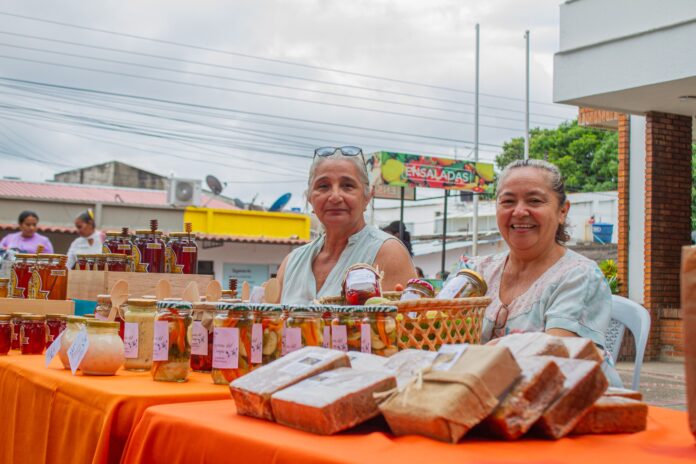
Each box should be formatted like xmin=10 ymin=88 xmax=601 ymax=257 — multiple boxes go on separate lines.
xmin=318 ymin=264 xmax=491 ymax=351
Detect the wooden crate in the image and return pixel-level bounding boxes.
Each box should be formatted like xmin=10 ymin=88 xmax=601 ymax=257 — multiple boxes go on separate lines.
xmin=0 ymin=298 xmax=74 ymax=315
xmin=67 ymin=270 xmax=213 ymax=301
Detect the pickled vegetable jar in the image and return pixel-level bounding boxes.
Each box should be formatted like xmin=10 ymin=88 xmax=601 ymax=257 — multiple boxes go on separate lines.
xmin=20 ymin=314 xmax=46 ymax=355
xmin=132 ymin=230 xmax=166 ymax=273
xmin=190 ymin=302 xmax=216 ymax=372
xmin=211 ymin=302 xmax=252 ymax=385
xmin=10 ymin=254 xmax=35 ymax=298
xmin=166 ymin=232 xmax=198 ymax=274
xmin=28 ymin=254 xmax=68 ymax=300
xmin=285 ymin=306 xmax=324 ymax=353
xmin=102 ymin=231 xmax=133 ymax=255
xmin=252 ymin=304 xmax=284 ymax=367
xmin=123 ymin=298 xmax=157 ymax=371
xmin=436 ymin=269 xmax=487 ymax=300
xmin=0 ymin=314 xmax=11 ymax=355
xmin=81 ymin=320 xmax=124 ymax=376
xmin=0 ymin=277 xmax=8 ymax=298
xmin=152 ymin=301 xmax=192 ymax=382
xmin=358 ymin=306 xmax=398 ymax=356
xmin=329 ymin=306 xmax=361 ymax=352
xmin=400 ymin=278 xmax=435 ymax=301
xmin=343 ymin=264 xmax=382 ymax=305
xmin=45 ymin=314 xmax=66 ymax=349
xmin=58 ymin=316 xmax=87 ymax=369
xmin=10 ymin=312 xmax=28 ymax=350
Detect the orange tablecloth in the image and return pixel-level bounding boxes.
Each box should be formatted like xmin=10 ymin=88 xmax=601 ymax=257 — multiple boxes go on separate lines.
xmin=0 ymin=353 xmax=230 ymax=464
xmin=123 ymin=399 xmax=696 ymax=464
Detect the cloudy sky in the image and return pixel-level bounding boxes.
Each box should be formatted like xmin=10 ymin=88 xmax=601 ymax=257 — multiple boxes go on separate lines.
xmin=0 ymin=0 xmax=575 ymax=209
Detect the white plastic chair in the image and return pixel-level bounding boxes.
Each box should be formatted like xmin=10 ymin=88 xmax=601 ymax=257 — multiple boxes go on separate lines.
xmin=604 ymin=295 xmax=651 ymax=390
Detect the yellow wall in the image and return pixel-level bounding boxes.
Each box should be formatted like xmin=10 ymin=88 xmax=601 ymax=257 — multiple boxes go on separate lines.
xmin=183 ymin=207 xmax=311 ymax=240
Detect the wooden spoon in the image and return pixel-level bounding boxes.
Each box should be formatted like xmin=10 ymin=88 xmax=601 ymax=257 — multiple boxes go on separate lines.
xmin=155 ymin=279 xmax=171 ymax=300
xmin=108 ymin=279 xmax=129 ymax=321
xmin=205 ymin=280 xmax=222 ymax=303
xmin=182 ymin=281 xmax=200 ymax=303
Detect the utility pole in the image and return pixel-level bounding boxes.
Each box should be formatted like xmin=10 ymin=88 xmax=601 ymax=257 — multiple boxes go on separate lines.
xmin=472 ymin=23 xmax=480 ymax=256
xmin=524 ymin=30 xmax=530 ymax=160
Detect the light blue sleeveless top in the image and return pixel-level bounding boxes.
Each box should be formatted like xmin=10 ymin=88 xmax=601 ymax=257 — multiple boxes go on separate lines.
xmin=281 ymin=225 xmax=395 ymax=304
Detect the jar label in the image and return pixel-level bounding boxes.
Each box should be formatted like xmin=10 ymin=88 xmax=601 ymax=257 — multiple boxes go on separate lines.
xmin=360 ymin=323 xmax=371 ymax=353
xmin=322 ymin=326 xmax=331 ymax=349
xmin=45 ymin=331 xmax=63 ymax=367
xmin=123 ymin=322 xmax=139 ymax=358
xmin=432 ymin=344 xmax=469 ymax=372
xmin=152 ymin=321 xmax=169 ymax=361
xmin=279 ymin=350 xmax=333 ymax=375
xmin=191 ymin=321 xmax=208 ymax=356
xmin=182 ymin=246 xmax=197 ymax=253
xmin=67 ymin=329 xmax=90 ymax=375
xmin=282 ymin=327 xmax=302 ymax=355
xmin=251 ymin=323 xmax=263 ymax=364
xmin=146 ymin=243 xmax=163 ymax=250
xmin=437 ymin=276 xmax=466 ymax=300
xmin=50 ymin=270 xmax=67 ymax=277
xmin=117 ymin=244 xmax=131 ymax=250
xmin=331 ymin=325 xmax=348 ymax=352
xmin=94 ymin=312 xmax=108 ymax=321
xmin=212 ymin=327 xmax=239 ymax=369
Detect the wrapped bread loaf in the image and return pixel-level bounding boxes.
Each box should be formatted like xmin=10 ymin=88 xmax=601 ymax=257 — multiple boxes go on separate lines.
xmin=270 ymin=368 xmax=396 ymax=435
xmin=493 ymin=332 xmax=569 ymax=358
xmin=604 ymin=387 xmax=643 ymax=400
xmin=230 ymin=347 xmax=350 ymax=420
xmin=481 ymin=356 xmax=566 ymax=440
xmin=380 ymin=344 xmax=521 ymax=443
xmin=346 ymin=351 xmax=388 ymax=372
xmin=558 ymin=336 xmax=603 ymax=363
xmin=572 ymin=396 xmax=648 ymax=434
xmin=382 ymin=349 xmax=438 ymax=388
xmin=533 ymin=356 xmax=608 ymax=439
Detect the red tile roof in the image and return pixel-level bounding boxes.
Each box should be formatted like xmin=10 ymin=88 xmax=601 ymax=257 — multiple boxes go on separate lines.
xmin=0 ymin=179 xmax=237 ymax=210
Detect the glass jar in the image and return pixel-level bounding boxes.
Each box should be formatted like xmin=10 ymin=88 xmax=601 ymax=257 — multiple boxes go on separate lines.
xmin=123 ymin=298 xmax=157 ymax=371
xmin=190 ymin=302 xmax=216 ymax=372
xmin=20 ymin=314 xmax=46 ymax=354
xmin=58 ymin=316 xmax=87 ymax=369
xmin=400 ymin=278 xmax=435 ymax=301
xmin=84 ymin=254 xmax=98 ymax=271
xmin=211 ymin=303 xmax=253 ymax=385
xmin=74 ymin=254 xmax=89 ymax=270
xmin=437 ymin=269 xmax=488 ymax=300
xmin=132 ymin=230 xmax=166 ymax=273
xmin=10 ymin=312 xmax=29 ymax=350
xmin=285 ymin=306 xmax=324 ymax=353
xmin=95 ymin=294 xmax=125 ymax=339
xmin=45 ymin=314 xmax=67 ymax=349
xmin=0 ymin=314 xmax=11 ymax=355
xmin=152 ymin=301 xmax=192 ymax=382
xmin=10 ymin=254 xmax=35 ymax=298
xmin=329 ymin=306 xmax=360 ymax=352
xmin=358 ymin=306 xmax=398 ymax=356
xmin=93 ymin=254 xmax=106 ymax=271
xmin=29 ymin=254 xmax=68 ymax=300
xmin=81 ymin=320 xmax=124 ymax=376
xmin=166 ymin=232 xmax=198 ymax=274
xmin=102 ymin=231 xmax=133 ymax=255
xmin=343 ymin=264 xmax=382 ymax=305
xmin=104 ymin=253 xmax=132 ymax=272
xmin=0 ymin=277 xmax=8 ymax=298
xmin=252 ymin=304 xmax=284 ymax=367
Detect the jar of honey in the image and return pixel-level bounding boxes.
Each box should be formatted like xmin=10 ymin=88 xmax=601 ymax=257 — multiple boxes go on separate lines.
xmin=102 ymin=230 xmax=133 ymax=255
xmin=45 ymin=314 xmax=67 ymax=349
xmin=10 ymin=253 xmax=35 ymax=298
xmin=133 ymin=230 xmax=166 ymax=273
xmin=0 ymin=277 xmax=8 ymax=298
xmin=166 ymin=232 xmax=198 ymax=274
xmin=0 ymin=314 xmax=11 ymax=355
xmin=28 ymin=254 xmax=68 ymax=300
xmin=20 ymin=314 xmax=46 ymax=355
xmin=10 ymin=312 xmax=28 ymax=350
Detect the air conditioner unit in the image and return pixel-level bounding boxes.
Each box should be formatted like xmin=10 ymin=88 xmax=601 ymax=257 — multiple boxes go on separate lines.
xmin=167 ymin=178 xmax=202 ymax=207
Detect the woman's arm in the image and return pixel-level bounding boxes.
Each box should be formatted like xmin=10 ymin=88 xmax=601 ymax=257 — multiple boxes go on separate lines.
xmin=270 ymin=254 xmax=290 ymax=304
xmin=374 ymin=239 xmax=417 ymax=291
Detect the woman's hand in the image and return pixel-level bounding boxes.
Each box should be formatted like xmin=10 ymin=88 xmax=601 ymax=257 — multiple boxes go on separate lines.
xmin=374 ymin=239 xmax=417 ymax=292
xmin=545 ymin=328 xmax=578 ymax=337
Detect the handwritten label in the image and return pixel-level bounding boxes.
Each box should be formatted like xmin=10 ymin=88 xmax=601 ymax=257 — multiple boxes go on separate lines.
xmin=322 ymin=326 xmax=331 ymax=349
xmin=212 ymin=327 xmax=239 ymax=369
xmin=123 ymin=322 xmax=139 ymax=358
xmin=152 ymin=321 xmax=169 ymax=362
xmin=432 ymin=344 xmax=469 ymax=372
xmin=45 ymin=331 xmax=63 ymax=367
xmin=282 ymin=327 xmax=302 ymax=355
xmin=251 ymin=323 xmax=263 ymax=364
xmin=360 ymin=323 xmax=372 ymax=353
xmin=190 ymin=321 xmax=208 ymax=356
xmin=331 ymin=325 xmax=348 ymax=352
xmin=67 ymin=329 xmax=89 ymax=375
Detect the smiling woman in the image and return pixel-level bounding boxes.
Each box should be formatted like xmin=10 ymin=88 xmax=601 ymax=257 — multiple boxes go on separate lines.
xmin=276 ymin=147 xmax=416 ymax=304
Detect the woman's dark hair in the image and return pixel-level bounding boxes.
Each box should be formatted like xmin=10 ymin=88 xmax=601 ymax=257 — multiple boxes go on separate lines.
xmin=76 ymin=209 xmax=95 ymax=226
xmin=382 ymin=220 xmax=413 ymax=256
xmin=18 ymin=210 xmax=39 ymax=224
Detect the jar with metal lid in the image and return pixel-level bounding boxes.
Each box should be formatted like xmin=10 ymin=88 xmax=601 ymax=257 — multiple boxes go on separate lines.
xmin=104 ymin=253 xmax=132 ymax=272
xmin=10 ymin=312 xmax=29 ymax=350
xmin=356 ymin=306 xmax=398 ymax=356
xmin=285 ymin=305 xmax=324 ymax=353
xmin=436 ymin=269 xmax=487 ymax=299
xmin=29 ymin=254 xmax=68 ymax=300
xmin=58 ymin=316 xmax=87 ymax=369
xmin=0 ymin=314 xmax=11 ymax=355
xmin=81 ymin=320 xmax=124 ymax=375
xmin=329 ymin=306 xmax=359 ymax=352
xmin=102 ymin=230 xmax=133 ymax=255
xmin=152 ymin=300 xmax=192 ymax=382
xmin=342 ymin=263 xmax=382 ymax=305
xmin=20 ymin=314 xmax=46 ymax=354
xmin=132 ymin=229 xmax=166 ymax=273
xmin=0 ymin=277 xmax=8 ymax=298
xmin=190 ymin=302 xmax=216 ymax=372
xmin=166 ymin=232 xmax=198 ymax=274
xmin=400 ymin=278 xmax=435 ymax=301
xmin=10 ymin=253 xmax=35 ymax=298
xmin=251 ymin=304 xmax=284 ymax=367
xmin=211 ymin=302 xmax=253 ymax=385
xmin=45 ymin=314 xmax=67 ymax=349
xmin=123 ymin=298 xmax=157 ymax=371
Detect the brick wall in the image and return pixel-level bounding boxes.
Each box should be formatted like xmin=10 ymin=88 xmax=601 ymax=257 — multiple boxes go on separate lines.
xmin=659 ymin=308 xmax=685 ymax=360
xmin=617 ymin=115 xmax=630 ymax=298
xmin=578 ymin=108 xmax=621 ymax=129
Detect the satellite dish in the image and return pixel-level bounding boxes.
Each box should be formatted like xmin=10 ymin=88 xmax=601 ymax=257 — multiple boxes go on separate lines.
xmin=206 ymin=175 xmax=224 ymax=196
xmin=269 ymin=193 xmax=292 ymax=212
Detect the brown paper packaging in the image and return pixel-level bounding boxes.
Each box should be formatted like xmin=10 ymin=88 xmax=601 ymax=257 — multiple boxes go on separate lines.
xmin=379 ymin=345 xmax=521 ymax=443
xmin=681 ymin=245 xmax=696 ymax=439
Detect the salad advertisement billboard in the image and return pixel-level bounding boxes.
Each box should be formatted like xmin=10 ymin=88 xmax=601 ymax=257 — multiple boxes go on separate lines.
xmin=368 ymin=151 xmax=495 ymax=192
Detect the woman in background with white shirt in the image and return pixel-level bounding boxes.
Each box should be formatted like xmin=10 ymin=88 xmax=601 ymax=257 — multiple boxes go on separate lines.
xmin=67 ymin=209 xmax=104 ymax=269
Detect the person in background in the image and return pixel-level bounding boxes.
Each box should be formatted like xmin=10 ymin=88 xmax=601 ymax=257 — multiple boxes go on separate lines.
xmin=66 ymin=209 xmax=103 ymax=269
xmin=415 ymin=266 xmax=425 ymax=278
xmin=382 ymin=220 xmax=414 ymax=257
xmin=0 ymin=210 xmax=53 ymax=253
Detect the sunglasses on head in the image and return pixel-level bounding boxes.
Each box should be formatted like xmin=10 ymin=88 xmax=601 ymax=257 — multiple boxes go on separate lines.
xmin=314 ymin=146 xmax=364 ymax=158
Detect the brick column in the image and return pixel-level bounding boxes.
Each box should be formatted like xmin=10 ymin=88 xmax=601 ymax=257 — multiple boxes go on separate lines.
xmin=644 ymin=111 xmax=693 ymax=360
xmin=617 ymin=115 xmax=630 ymax=298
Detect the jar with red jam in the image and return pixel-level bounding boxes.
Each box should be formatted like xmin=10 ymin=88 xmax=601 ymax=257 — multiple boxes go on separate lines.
xmin=0 ymin=277 xmax=8 ymax=298
xmin=102 ymin=230 xmax=133 ymax=255
xmin=10 ymin=312 xmax=28 ymax=350
xmin=20 ymin=314 xmax=46 ymax=355
xmin=93 ymin=254 xmax=106 ymax=271
xmin=74 ymin=254 xmax=89 ymax=270
xmin=166 ymin=232 xmax=198 ymax=274
xmin=133 ymin=230 xmax=166 ymax=273
xmin=342 ymin=264 xmax=382 ymax=305
xmin=10 ymin=254 xmax=35 ymax=298
xmin=0 ymin=314 xmax=11 ymax=355
xmin=45 ymin=314 xmax=67 ymax=349
xmin=104 ymin=253 xmax=132 ymax=272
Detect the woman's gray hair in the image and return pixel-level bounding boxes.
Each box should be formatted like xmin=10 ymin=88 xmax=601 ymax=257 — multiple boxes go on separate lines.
xmin=496 ymin=159 xmax=571 ymax=245
xmin=307 ymin=153 xmax=371 ymax=197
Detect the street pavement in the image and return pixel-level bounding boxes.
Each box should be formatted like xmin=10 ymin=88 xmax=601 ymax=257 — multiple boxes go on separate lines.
xmin=616 ymin=361 xmax=687 ymax=411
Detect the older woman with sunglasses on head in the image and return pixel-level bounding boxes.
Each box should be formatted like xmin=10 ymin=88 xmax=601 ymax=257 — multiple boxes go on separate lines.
xmin=277 ymin=146 xmax=417 ymax=304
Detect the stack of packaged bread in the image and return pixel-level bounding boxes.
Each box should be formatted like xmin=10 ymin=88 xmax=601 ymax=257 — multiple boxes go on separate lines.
xmin=229 ymin=332 xmax=648 ymax=442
